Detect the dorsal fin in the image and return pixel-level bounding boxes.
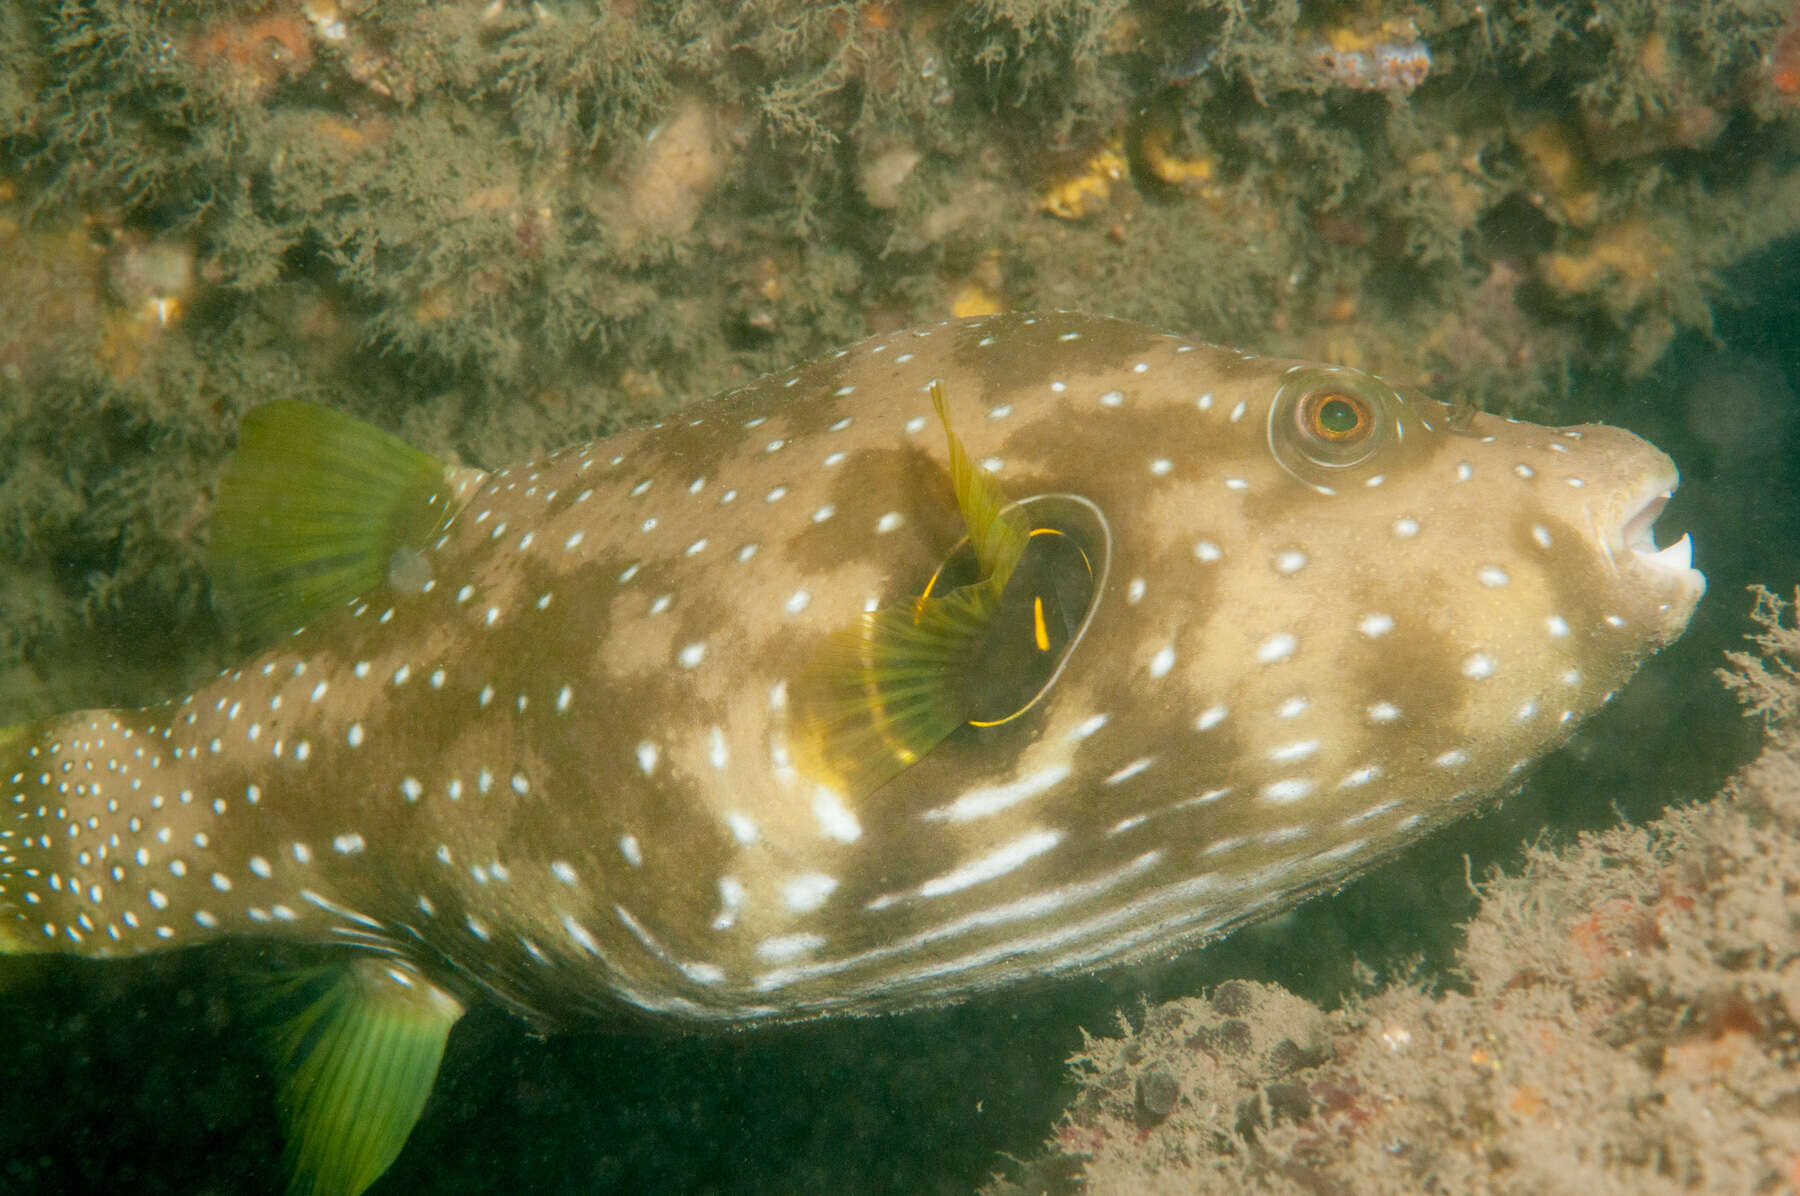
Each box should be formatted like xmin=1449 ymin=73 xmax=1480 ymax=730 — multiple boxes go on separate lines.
xmin=210 ymin=401 xmax=462 ymax=643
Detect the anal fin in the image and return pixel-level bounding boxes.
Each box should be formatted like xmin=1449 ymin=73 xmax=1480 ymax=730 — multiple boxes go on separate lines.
xmin=263 ymin=957 xmax=465 ymax=1196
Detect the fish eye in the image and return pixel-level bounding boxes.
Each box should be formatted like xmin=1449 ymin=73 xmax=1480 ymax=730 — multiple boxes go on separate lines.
xmin=1296 ymin=391 xmax=1373 ymax=444
xmin=1267 ymin=366 xmax=1403 ymax=486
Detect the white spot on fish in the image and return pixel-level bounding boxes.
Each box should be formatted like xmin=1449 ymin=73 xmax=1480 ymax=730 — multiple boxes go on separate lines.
xmin=876 ymin=512 xmax=903 ymax=534
xmin=562 ymin=913 xmax=600 ymax=955
xmin=783 ymin=874 xmax=837 ymax=912
xmin=923 ymin=764 xmax=1071 ymax=822
xmin=1070 ymin=713 xmax=1108 ymax=740
xmin=1531 ymin=524 xmax=1553 ymax=549
xmin=813 ymin=789 xmax=861 ymax=842
xmin=1359 ymin=613 xmax=1394 ymax=637
xmin=1127 ymin=578 xmax=1146 ymax=604
xmin=1268 ymin=740 xmax=1320 ymax=763
xmin=332 ymin=833 xmax=365 ymax=855
xmin=619 ymin=835 xmax=643 ymax=867
xmin=1478 ymin=566 xmax=1511 ymax=587
xmin=1149 ymin=458 xmax=1172 ymax=476
xmin=1194 ymin=540 xmax=1223 ymax=562
xmin=1367 ymin=701 xmax=1401 ymax=723
xmin=1099 ymin=390 xmax=1123 ymax=407
xmin=1105 ymin=758 xmax=1154 ymax=785
xmin=1435 ymin=749 xmax=1468 ymax=768
xmin=914 ymin=828 xmax=1062 ymax=902
xmin=727 ymin=811 xmax=759 ymax=844
xmin=346 ymin=723 xmax=365 ymax=748
xmin=1149 ymin=645 xmax=1176 ymax=679
xmin=1257 ymin=633 xmax=1297 ymax=663
xmin=1274 ymin=550 xmax=1307 ymax=574
xmin=1546 ymin=615 xmax=1570 ymax=637
xmin=636 ymin=741 xmax=659 ymax=775
xmin=678 ymin=642 xmax=707 ymax=668
xmin=1393 ymin=517 xmax=1420 ymax=538
xmin=1196 ymin=705 xmax=1227 ymax=731
xmin=1261 ymin=779 xmax=1315 ymax=804
xmin=785 ymin=590 xmax=812 ymax=615
xmin=756 ymin=933 xmax=824 ymax=962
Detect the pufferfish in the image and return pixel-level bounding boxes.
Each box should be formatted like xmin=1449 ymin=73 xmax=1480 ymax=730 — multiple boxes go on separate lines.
xmin=0 ymin=312 xmax=1702 ymax=1194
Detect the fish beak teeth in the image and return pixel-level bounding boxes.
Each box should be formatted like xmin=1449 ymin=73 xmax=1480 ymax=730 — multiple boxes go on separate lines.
xmin=1639 ymin=531 xmax=1693 ymax=573
xmin=1618 ymin=488 xmax=1704 ymax=593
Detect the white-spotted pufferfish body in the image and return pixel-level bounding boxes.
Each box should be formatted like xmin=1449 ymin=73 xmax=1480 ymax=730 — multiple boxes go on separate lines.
xmin=0 ymin=312 xmax=1702 ymax=1196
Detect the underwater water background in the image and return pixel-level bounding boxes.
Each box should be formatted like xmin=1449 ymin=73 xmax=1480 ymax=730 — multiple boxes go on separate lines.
xmin=4 ymin=1 xmax=1800 ymax=1192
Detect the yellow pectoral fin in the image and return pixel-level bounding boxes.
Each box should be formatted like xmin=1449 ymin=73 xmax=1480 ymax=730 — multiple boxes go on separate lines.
xmin=792 ymin=380 xmax=1061 ymax=799
xmin=791 ymin=579 xmax=1004 ymax=801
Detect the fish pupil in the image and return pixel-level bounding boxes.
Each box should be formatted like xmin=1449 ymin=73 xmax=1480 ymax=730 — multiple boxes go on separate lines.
xmin=1312 ymin=394 xmax=1366 ymax=439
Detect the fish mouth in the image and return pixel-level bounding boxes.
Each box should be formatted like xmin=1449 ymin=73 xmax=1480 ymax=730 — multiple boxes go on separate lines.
xmin=1615 ymin=482 xmax=1705 ymax=599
